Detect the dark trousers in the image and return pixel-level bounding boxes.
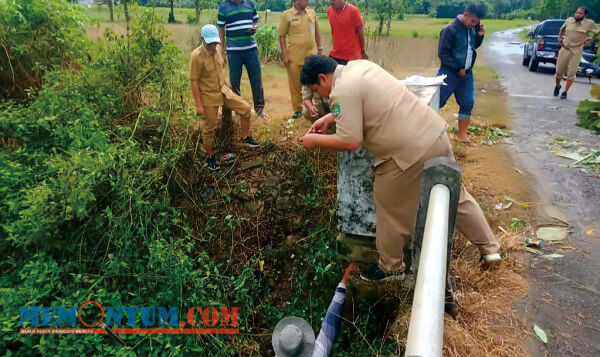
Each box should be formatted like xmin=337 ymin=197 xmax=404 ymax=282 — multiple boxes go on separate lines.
xmin=437 ymin=68 xmax=475 ymax=119
xmin=227 ymin=47 xmax=265 ymax=113
xmin=330 ymin=56 xmax=349 ymax=65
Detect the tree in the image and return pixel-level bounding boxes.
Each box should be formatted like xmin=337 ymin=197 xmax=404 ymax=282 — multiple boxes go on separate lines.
xmin=123 ymin=0 xmax=131 ymax=36
xmin=108 ymin=0 xmax=114 ymax=22
xmin=168 ymin=0 xmax=176 ymax=23
xmin=372 ymin=0 xmax=407 ymax=36
xmin=194 ymin=0 xmax=202 ymax=24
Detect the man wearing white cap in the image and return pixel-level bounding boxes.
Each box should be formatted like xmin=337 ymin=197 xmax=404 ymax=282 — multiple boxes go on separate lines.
xmin=190 ymin=24 xmax=260 ymax=171
xmin=272 ymin=263 xmax=357 ymax=357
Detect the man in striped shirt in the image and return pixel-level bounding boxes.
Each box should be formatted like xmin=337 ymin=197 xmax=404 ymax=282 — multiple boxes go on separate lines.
xmin=218 ymin=0 xmax=268 ymax=118
xmin=272 ymin=263 xmax=358 ymax=357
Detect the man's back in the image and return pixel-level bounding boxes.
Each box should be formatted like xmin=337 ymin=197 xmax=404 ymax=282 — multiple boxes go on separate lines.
xmin=330 ymin=60 xmax=447 ymax=170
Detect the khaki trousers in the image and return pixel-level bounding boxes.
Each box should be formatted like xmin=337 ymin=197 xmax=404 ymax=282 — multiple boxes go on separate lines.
xmin=556 ymin=46 xmax=583 ymax=81
xmin=286 ymin=63 xmax=304 ymax=112
xmin=201 ymin=93 xmax=251 ymax=148
xmin=373 ymin=133 xmax=501 ymax=273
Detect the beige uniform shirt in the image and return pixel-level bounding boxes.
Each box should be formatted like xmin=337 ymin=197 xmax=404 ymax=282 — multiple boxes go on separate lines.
xmin=278 ymin=7 xmax=319 ymax=64
xmin=189 ymin=44 xmax=235 ymax=106
xmin=330 ymin=60 xmax=447 ymax=170
xmin=561 ymin=17 xmax=600 ymax=49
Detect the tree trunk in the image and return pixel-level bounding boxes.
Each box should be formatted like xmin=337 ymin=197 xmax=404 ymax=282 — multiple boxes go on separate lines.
xmin=168 ymin=0 xmax=176 ymax=24
xmin=385 ymin=7 xmax=392 ymax=37
xmin=264 ymin=0 xmax=268 ymax=24
xmin=108 ymin=0 xmax=114 ymax=22
xmin=195 ymin=0 xmax=202 ymax=25
xmin=123 ymin=0 xmax=130 ymax=37
xmin=377 ymin=16 xmax=384 ymax=36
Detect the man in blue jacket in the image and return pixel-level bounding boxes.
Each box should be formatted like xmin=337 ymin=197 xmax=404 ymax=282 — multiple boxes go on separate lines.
xmin=437 ymin=3 xmax=486 ymax=145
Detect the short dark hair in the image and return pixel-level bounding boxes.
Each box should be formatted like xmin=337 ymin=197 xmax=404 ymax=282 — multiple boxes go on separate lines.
xmin=301 ymin=55 xmax=338 ymax=85
xmin=465 ymin=3 xmax=485 ymax=19
xmin=578 ymin=6 xmax=587 ymax=15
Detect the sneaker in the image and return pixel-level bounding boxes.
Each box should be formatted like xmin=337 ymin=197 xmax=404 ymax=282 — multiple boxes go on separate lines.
xmin=220 ymin=153 xmax=235 ymax=162
xmin=242 ymin=136 xmax=260 ymax=148
xmin=206 ymin=156 xmax=220 ymax=171
xmin=255 ymin=109 xmax=270 ymax=120
xmin=291 ymin=111 xmax=302 ymax=120
xmin=560 ymin=91 xmax=567 ymax=100
xmin=553 ymin=85 xmax=561 ymax=97
xmin=482 ymin=253 xmax=501 ymax=268
xmin=360 ymin=267 xmax=405 ymax=282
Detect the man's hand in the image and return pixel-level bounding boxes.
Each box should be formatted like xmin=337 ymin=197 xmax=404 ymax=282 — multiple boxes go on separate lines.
xmin=282 ymin=55 xmax=291 ymax=67
xmin=341 ymin=262 xmax=358 ymax=285
xmin=584 ymin=39 xmax=593 ymax=46
xmin=196 ymin=104 xmax=205 ymax=116
xmin=478 ymin=23 xmax=485 ymax=36
xmin=306 ymin=103 xmax=319 ymax=118
xmin=300 ymin=134 xmax=316 ymax=149
xmin=318 ymin=47 xmax=323 ymax=55
xmin=558 ymin=37 xmax=564 ymax=47
xmin=308 ymin=114 xmax=333 ymax=134
xmin=458 ymin=68 xmax=467 ymax=77
xmin=361 ymin=50 xmax=369 ymax=60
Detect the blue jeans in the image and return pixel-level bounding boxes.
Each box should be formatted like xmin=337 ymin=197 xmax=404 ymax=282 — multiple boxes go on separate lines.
xmin=227 ymin=47 xmax=265 ymax=113
xmin=437 ymin=68 xmax=474 ymax=120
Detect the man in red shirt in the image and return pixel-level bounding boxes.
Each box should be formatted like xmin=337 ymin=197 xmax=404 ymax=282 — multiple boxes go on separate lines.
xmin=327 ymin=0 xmax=368 ymax=64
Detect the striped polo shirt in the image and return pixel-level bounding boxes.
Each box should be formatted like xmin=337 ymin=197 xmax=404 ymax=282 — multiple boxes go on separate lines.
xmin=217 ymin=0 xmax=260 ymax=51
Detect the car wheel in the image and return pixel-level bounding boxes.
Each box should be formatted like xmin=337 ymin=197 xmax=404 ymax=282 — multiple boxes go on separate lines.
xmin=522 ymin=45 xmax=530 ymax=66
xmin=528 ymin=54 xmax=539 ymax=72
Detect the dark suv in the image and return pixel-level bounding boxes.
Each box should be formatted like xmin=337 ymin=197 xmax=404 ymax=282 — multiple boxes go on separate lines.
xmin=523 ymin=19 xmax=599 ymax=72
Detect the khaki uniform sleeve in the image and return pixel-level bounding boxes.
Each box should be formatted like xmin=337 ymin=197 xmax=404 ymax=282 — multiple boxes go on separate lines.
xmin=314 ymin=11 xmax=320 ymax=35
xmin=302 ymin=85 xmax=313 ymax=101
xmin=189 ymin=51 xmax=202 ymax=81
xmin=590 ymin=20 xmax=600 ymax=35
xmin=331 ymin=88 xmax=363 ymax=143
xmin=278 ymin=11 xmax=289 ymax=37
xmin=560 ymin=20 xmax=567 ymax=31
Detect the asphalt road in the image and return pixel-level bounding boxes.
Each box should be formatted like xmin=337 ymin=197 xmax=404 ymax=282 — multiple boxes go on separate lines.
xmin=482 ymin=29 xmax=600 ymax=356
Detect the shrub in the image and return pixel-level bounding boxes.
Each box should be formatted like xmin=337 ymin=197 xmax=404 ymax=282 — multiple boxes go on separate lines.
xmin=0 ymin=6 xmax=261 ymax=355
xmin=0 ymin=0 xmax=87 ymax=99
xmin=255 ymin=25 xmax=282 ymax=63
xmin=576 ymin=85 xmax=600 ymax=133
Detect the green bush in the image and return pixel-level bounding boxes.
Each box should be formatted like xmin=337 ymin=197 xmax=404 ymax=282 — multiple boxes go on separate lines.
xmin=0 ymin=5 xmax=262 ymax=355
xmin=0 ymin=0 xmax=88 ymax=100
xmin=255 ymin=25 xmax=282 ymax=62
xmin=576 ymin=85 xmax=600 ymax=133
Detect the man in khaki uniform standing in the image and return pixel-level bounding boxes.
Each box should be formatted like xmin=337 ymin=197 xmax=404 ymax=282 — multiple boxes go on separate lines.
xmin=278 ymin=0 xmax=323 ymax=119
xmin=554 ymin=6 xmax=600 ymax=99
xmin=190 ymin=25 xmax=259 ymax=171
xmin=299 ymin=56 xmax=501 ymax=279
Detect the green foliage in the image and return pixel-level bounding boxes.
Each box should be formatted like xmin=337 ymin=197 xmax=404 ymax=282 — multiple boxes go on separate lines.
xmin=255 ymin=25 xmax=282 ymax=62
xmin=510 ymin=217 xmax=527 ymax=230
xmin=0 ymin=0 xmax=87 ymax=99
xmin=576 ymin=85 xmax=600 ymax=133
xmin=0 ymin=5 xmax=263 ymax=355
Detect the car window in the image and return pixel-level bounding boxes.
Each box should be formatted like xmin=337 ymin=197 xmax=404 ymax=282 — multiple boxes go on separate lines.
xmin=539 ymin=21 xmax=564 ymax=36
xmin=534 ymin=25 xmax=541 ymax=35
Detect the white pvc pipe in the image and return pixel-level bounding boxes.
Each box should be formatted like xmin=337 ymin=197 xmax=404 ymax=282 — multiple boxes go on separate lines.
xmin=405 ymin=184 xmax=450 ymax=357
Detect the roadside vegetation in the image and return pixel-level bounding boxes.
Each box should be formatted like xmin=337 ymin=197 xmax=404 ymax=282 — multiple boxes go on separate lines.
xmin=1 ymin=0 xmax=548 ymax=356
